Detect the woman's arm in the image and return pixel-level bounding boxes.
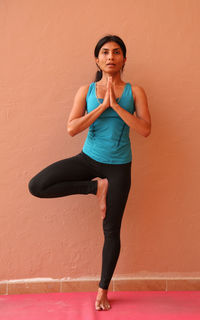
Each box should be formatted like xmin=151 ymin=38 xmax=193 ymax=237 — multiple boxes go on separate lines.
xmin=67 ymin=84 xmax=110 ymax=137
xmin=110 ymin=85 xmax=151 ymax=137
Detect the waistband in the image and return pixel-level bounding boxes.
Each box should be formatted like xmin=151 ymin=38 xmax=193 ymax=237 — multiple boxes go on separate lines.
xmin=80 ymin=150 xmax=132 ymax=168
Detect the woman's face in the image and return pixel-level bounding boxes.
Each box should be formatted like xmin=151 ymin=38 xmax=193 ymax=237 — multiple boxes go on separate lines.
xmin=95 ymin=41 xmax=126 ymax=74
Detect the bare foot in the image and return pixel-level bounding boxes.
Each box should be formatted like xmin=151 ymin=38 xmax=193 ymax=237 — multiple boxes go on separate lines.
xmin=95 ymin=287 xmax=111 ymax=311
xmin=96 ymin=178 xmax=109 ymax=219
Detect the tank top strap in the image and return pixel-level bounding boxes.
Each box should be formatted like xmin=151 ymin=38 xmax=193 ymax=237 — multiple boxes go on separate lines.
xmin=86 ymin=82 xmax=95 ymax=103
xmin=125 ymin=82 xmax=133 ymax=94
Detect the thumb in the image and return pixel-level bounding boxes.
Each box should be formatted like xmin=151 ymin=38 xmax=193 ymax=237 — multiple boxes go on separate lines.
xmin=107 ymin=78 xmax=112 ymax=91
xmin=107 ymin=76 xmax=112 ymax=85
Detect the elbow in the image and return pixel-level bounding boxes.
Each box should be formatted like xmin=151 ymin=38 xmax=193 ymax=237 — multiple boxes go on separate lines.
xmin=144 ymin=132 xmax=150 ymax=137
xmin=144 ymin=124 xmax=151 ymax=137
xmin=67 ymin=124 xmax=75 ymax=137
xmin=68 ymin=130 xmax=74 ymax=137
xmin=144 ymin=130 xmax=151 ymax=137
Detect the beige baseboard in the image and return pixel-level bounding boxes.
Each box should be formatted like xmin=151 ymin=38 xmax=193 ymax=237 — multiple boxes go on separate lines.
xmin=1 ymin=278 xmax=200 ymax=295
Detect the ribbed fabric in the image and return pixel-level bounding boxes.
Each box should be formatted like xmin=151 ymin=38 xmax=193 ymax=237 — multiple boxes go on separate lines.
xmin=82 ymin=82 xmax=135 ymax=164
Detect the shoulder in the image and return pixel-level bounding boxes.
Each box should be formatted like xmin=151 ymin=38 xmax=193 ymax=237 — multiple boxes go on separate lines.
xmin=128 ymin=84 xmax=147 ymax=102
xmin=78 ymin=83 xmax=92 ymax=93
xmin=75 ymin=83 xmax=93 ymax=99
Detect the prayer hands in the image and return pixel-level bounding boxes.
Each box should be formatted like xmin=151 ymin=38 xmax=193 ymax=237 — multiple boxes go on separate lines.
xmin=101 ymin=78 xmax=111 ymax=109
xmin=109 ymin=78 xmax=118 ymax=108
xmin=101 ymin=77 xmax=117 ymax=110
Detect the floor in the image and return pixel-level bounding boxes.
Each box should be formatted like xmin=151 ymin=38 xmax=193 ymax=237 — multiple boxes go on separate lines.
xmin=0 ymin=291 xmax=200 ymax=320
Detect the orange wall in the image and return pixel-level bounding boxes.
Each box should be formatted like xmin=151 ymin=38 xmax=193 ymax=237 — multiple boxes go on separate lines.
xmin=0 ymin=0 xmax=200 ymax=281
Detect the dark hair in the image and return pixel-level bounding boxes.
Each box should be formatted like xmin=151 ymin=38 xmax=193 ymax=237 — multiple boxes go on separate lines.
xmin=94 ymin=34 xmax=127 ymax=82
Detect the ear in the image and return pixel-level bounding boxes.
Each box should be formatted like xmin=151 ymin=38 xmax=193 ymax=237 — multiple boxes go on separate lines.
xmin=95 ymin=58 xmax=100 ymax=69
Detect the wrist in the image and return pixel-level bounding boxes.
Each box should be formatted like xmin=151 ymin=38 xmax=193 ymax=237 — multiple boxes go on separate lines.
xmin=111 ymin=102 xmax=119 ymax=110
xmin=100 ymin=103 xmax=108 ymax=110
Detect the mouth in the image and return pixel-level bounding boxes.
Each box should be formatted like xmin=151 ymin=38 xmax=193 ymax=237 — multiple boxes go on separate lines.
xmin=107 ymin=63 xmax=115 ymax=66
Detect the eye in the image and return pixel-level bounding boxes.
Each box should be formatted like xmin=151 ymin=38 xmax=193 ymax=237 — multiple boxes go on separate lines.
xmin=114 ymin=50 xmax=120 ymax=54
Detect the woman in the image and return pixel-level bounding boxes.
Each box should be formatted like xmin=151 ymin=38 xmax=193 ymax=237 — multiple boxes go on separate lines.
xmin=28 ymin=34 xmax=151 ymax=311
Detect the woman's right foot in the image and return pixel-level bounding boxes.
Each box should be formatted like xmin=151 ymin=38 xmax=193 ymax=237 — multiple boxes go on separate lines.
xmin=96 ymin=178 xmax=108 ymax=219
xmin=95 ymin=287 xmax=111 ymax=311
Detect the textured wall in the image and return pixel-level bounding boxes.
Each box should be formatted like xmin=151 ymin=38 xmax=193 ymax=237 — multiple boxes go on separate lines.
xmin=0 ymin=0 xmax=200 ymax=282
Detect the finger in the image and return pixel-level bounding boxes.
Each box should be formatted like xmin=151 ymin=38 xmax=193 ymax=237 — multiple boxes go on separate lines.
xmin=107 ymin=76 xmax=112 ymax=87
xmin=107 ymin=86 xmax=111 ymax=98
xmin=110 ymin=84 xmax=115 ymax=97
xmin=107 ymin=80 xmax=112 ymax=90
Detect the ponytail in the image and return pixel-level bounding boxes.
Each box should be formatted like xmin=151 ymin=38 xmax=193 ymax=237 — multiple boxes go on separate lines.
xmin=94 ymin=70 xmax=102 ymax=82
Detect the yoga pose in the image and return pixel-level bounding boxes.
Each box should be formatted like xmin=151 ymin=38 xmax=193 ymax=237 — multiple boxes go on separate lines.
xmin=28 ymin=35 xmax=151 ymax=311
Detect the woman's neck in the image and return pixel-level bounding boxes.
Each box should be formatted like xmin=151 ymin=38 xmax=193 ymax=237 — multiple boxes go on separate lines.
xmin=99 ymin=72 xmax=124 ymax=86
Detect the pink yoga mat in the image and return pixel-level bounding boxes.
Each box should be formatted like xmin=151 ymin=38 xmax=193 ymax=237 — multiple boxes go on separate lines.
xmin=0 ymin=291 xmax=200 ymax=320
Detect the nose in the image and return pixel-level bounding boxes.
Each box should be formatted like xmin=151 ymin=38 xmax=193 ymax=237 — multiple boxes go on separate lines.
xmin=108 ymin=52 xmax=114 ymax=60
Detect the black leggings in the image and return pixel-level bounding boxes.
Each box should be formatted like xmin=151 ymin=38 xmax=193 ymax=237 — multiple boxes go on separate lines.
xmin=28 ymin=151 xmax=131 ymax=290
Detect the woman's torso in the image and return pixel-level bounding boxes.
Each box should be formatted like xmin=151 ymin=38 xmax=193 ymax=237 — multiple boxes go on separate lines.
xmin=82 ymin=81 xmax=136 ymax=164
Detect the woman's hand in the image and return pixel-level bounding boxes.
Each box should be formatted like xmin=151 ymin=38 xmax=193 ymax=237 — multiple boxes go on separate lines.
xmin=101 ymin=77 xmax=112 ymax=110
xmin=109 ymin=79 xmax=117 ymax=108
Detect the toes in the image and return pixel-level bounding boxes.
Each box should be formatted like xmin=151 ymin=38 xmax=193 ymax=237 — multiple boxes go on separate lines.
xmin=95 ymin=300 xmax=102 ymax=311
xmin=95 ymin=302 xmax=111 ymax=311
xmin=95 ymin=306 xmax=101 ymax=311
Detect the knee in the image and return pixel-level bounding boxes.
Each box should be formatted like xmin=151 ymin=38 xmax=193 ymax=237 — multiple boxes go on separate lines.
xmin=28 ymin=177 xmax=42 ymax=197
xmin=103 ymin=218 xmax=122 ymax=238
xmin=103 ymin=227 xmax=120 ymax=240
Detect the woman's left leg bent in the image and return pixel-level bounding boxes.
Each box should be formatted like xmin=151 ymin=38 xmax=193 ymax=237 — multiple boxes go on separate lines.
xmin=98 ymin=162 xmax=132 ymax=290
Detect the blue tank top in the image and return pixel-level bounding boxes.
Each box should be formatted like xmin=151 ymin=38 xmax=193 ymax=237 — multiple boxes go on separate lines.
xmin=82 ymin=82 xmax=135 ymax=164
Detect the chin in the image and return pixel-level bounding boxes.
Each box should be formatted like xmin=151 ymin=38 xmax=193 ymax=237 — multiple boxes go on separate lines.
xmin=106 ymin=70 xmax=118 ymax=75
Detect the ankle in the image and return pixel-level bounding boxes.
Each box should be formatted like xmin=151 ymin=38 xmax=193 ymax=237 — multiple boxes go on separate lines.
xmin=98 ymin=287 xmax=108 ymax=292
